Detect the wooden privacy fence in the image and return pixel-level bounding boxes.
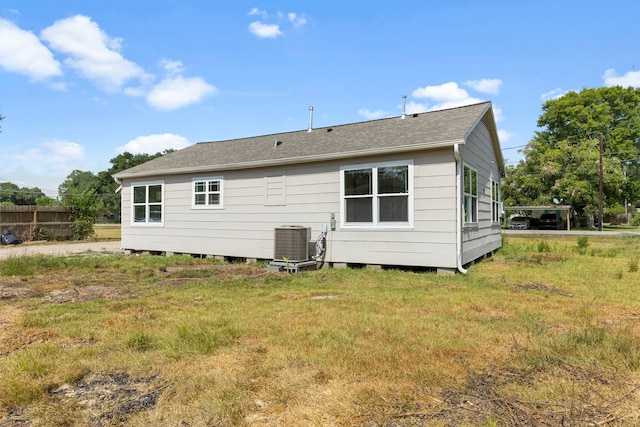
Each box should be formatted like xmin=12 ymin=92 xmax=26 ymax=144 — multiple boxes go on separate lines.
xmin=0 ymin=206 xmax=73 ymax=241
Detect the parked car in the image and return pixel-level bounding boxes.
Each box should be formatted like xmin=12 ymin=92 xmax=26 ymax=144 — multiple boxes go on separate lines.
xmin=538 ymin=213 xmax=561 ymax=229
xmin=508 ymin=216 xmax=531 ymax=230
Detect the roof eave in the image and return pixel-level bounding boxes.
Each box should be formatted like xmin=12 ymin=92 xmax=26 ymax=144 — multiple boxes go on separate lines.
xmin=113 ymin=139 xmax=465 ymax=180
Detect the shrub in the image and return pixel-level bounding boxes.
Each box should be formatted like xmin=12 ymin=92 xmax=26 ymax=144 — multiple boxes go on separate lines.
xmin=36 ymin=227 xmax=56 ymax=241
xmin=537 ymin=241 xmax=551 ymax=253
xmin=576 ymin=236 xmax=589 ymax=254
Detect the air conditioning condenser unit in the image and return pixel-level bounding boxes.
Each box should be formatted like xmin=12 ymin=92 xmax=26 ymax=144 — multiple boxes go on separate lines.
xmin=274 ymin=226 xmax=311 ymax=262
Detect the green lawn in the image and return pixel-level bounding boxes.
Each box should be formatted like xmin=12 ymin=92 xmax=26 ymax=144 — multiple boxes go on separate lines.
xmin=1 ymin=234 xmax=639 ymax=426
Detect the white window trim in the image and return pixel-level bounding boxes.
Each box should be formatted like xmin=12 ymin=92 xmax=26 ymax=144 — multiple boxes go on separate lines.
xmin=191 ymin=176 xmax=224 ymax=209
xmin=131 ymin=180 xmax=164 ymax=226
xmin=491 ymin=178 xmax=501 ymax=224
xmin=340 ymin=159 xmax=414 ymax=229
xmin=463 ymin=163 xmax=478 ymax=226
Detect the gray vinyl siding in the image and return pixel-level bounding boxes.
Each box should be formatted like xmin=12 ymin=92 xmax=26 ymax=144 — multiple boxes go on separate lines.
xmin=121 ymin=149 xmax=459 ymax=268
xmin=459 ymin=121 xmax=502 ymax=264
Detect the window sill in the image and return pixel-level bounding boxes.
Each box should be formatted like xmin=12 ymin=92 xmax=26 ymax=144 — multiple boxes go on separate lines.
xmin=191 ymin=206 xmax=223 ymax=210
xmin=341 ymin=224 xmax=414 ymax=230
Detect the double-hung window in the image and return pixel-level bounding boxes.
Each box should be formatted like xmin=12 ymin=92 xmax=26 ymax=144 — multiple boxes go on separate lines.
xmin=341 ymin=160 xmax=413 ymax=227
xmin=192 ymin=177 xmax=223 ymax=209
xmin=132 ymin=181 xmax=163 ymax=225
xmin=491 ymin=179 xmax=501 ymax=223
xmin=463 ymin=164 xmax=478 ymax=224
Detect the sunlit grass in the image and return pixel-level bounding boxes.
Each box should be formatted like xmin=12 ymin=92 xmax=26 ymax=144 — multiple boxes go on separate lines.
xmin=1 ymin=235 xmax=640 ymax=424
xmin=93 ymin=224 xmax=121 ymax=240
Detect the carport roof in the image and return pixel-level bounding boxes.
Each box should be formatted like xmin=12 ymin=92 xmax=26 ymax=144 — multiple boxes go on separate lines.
xmin=505 ymin=205 xmax=572 ymax=211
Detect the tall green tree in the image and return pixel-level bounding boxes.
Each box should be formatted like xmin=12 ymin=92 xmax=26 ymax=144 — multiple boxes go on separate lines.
xmin=57 ymin=150 xmax=174 ymax=217
xmin=98 ymin=150 xmax=175 ymax=213
xmin=58 ymin=170 xmax=101 ymax=199
xmin=503 ymin=86 xmax=640 ymax=215
xmin=0 ymin=182 xmax=45 ymax=205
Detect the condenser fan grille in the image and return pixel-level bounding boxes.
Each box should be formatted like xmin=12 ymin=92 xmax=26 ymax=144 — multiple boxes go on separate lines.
xmin=274 ymin=226 xmax=310 ymax=262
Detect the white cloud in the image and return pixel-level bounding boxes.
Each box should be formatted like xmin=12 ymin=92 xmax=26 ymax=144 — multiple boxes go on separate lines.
xmin=147 ymin=76 xmax=217 ymax=110
xmin=358 ymin=108 xmax=390 ymax=120
xmin=11 ymin=139 xmax=86 ymax=172
xmin=0 ymin=18 xmax=62 ymax=80
xmin=412 ymin=82 xmax=483 ymax=111
xmin=603 ymin=68 xmax=640 ymax=87
xmin=288 ymin=13 xmax=307 ymax=28
xmin=498 ymin=129 xmax=514 ymax=142
xmin=464 ymin=78 xmax=502 ymax=94
xmin=248 ymin=8 xmax=268 ymax=19
xmin=541 ymin=88 xmax=567 ymax=101
xmin=40 ymin=15 xmax=148 ymax=92
xmin=248 ymin=8 xmax=306 ymax=38
xmin=248 ymin=21 xmax=282 ymax=38
xmin=43 ymin=140 xmax=85 ymax=163
xmin=404 ymin=101 xmax=428 ymax=114
xmin=117 ymin=133 xmax=191 ymax=154
xmin=160 ymin=58 xmax=185 ymax=76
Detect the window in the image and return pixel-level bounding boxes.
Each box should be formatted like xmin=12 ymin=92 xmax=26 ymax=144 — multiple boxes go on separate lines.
xmin=192 ymin=177 xmax=223 ymax=209
xmin=341 ymin=161 xmax=412 ymax=227
xmin=463 ymin=165 xmax=478 ymax=224
xmin=132 ymin=181 xmax=163 ymax=225
xmin=491 ymin=179 xmax=501 ymax=223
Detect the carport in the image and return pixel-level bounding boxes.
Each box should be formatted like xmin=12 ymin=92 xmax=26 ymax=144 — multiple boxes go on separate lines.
xmin=505 ymin=205 xmax=574 ymax=231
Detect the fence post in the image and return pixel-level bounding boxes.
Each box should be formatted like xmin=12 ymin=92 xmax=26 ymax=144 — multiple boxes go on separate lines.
xmin=32 ymin=207 xmax=38 ymax=240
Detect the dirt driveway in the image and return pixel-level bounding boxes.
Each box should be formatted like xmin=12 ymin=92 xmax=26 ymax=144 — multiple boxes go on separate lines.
xmin=0 ymin=240 xmax=123 ymax=259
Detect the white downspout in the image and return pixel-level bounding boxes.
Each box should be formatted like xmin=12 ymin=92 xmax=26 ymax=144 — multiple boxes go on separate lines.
xmin=454 ymin=144 xmax=467 ymax=274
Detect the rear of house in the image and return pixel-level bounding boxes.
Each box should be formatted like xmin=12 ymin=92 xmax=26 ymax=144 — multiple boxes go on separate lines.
xmin=114 ymin=102 xmax=504 ymax=273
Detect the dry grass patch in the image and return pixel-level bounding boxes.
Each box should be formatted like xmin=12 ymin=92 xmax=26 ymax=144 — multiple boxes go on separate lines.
xmin=1 ymin=236 xmax=640 ymax=425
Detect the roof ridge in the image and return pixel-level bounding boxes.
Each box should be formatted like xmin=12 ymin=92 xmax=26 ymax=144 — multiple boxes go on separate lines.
xmin=196 ymin=101 xmax=491 ymax=146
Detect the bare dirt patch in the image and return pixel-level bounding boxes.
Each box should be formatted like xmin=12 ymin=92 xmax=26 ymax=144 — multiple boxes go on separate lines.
xmin=44 ymin=285 xmax=132 ymax=304
xmin=366 ymin=364 xmax=640 ymax=426
xmin=514 ymin=282 xmax=574 ymax=297
xmin=0 ymin=282 xmax=41 ymax=300
xmin=0 ymin=372 xmax=162 ymax=426
xmin=51 ymin=372 xmax=162 ymax=426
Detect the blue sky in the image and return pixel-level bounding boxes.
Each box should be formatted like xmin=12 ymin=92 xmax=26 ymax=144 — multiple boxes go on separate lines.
xmin=1 ymin=0 xmax=639 ymax=197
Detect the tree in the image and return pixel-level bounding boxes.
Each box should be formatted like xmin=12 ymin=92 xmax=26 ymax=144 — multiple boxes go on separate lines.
xmin=35 ymin=195 xmax=59 ymax=206
xmin=98 ymin=150 xmax=175 ymax=214
xmin=57 ymin=150 xmax=174 ymax=220
xmin=0 ymin=182 xmax=45 ymax=205
xmin=58 ymin=170 xmax=101 ymax=198
xmin=503 ymin=86 xmax=640 ymax=215
xmin=107 ymin=151 xmax=173 ymax=173
xmin=64 ymin=188 xmax=104 ymax=240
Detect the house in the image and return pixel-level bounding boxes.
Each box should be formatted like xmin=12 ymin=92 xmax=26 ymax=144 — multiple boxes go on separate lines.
xmin=113 ymin=101 xmax=505 ymax=273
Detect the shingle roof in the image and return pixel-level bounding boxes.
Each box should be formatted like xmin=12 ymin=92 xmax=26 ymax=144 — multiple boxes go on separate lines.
xmin=114 ymin=101 xmax=502 ymax=179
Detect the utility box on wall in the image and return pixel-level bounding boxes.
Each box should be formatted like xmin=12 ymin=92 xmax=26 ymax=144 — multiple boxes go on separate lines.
xmin=273 ymin=226 xmax=311 ymax=262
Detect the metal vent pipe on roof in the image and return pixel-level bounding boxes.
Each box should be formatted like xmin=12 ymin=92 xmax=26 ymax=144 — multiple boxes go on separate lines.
xmin=308 ymin=106 xmax=314 ymax=132
xmin=401 ymin=95 xmax=407 ymax=119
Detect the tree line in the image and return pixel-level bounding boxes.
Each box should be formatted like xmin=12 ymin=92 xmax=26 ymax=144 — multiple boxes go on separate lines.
xmin=502 ymin=86 xmax=640 ymax=223
xmin=1 ymin=151 xmax=171 ymax=238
